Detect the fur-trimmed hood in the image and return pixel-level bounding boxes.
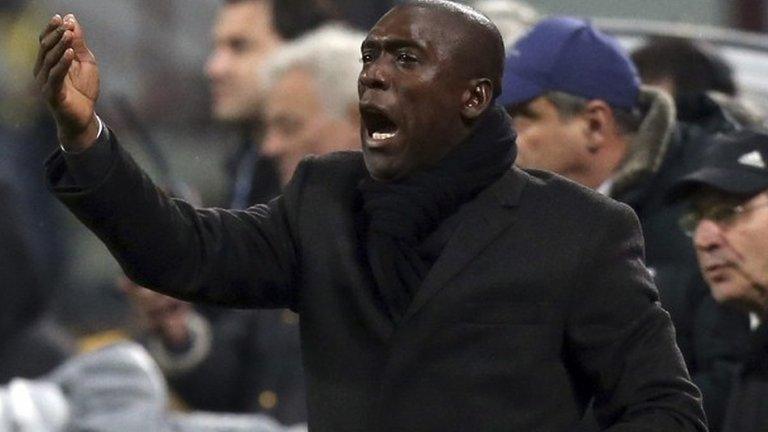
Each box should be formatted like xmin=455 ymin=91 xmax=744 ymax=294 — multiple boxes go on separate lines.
xmin=609 ymin=87 xmax=677 ymax=198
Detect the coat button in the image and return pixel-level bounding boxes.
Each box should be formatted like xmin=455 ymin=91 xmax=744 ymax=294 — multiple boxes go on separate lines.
xmin=259 ymin=390 xmax=278 ymax=410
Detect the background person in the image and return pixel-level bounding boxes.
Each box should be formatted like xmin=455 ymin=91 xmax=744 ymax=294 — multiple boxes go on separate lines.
xmin=260 ymin=24 xmax=363 ymax=184
xmin=668 ymin=129 xmax=768 ymax=432
xmin=500 ymin=17 xmax=751 ymax=430
xmin=133 ymin=24 xmax=364 ymax=425
xmin=630 ymin=36 xmax=763 ymax=127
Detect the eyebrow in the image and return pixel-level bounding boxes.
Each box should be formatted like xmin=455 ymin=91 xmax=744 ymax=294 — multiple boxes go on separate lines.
xmin=361 ymin=37 xmax=426 ymax=52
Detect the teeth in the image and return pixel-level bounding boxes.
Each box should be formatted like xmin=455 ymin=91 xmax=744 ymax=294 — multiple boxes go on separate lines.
xmin=372 ymin=131 xmax=397 ymax=140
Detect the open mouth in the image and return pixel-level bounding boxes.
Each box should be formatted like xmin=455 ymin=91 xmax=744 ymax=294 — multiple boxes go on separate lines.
xmin=361 ymin=106 xmax=399 ymax=142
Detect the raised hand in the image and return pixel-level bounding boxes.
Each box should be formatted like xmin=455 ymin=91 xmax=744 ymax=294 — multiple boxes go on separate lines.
xmin=33 ymin=14 xmax=100 ymax=152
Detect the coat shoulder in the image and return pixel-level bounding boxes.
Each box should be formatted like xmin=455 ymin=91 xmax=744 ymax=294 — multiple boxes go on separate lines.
xmin=297 ymin=151 xmax=367 ymax=184
xmin=518 ymin=168 xmax=636 ymax=222
xmin=303 ymin=150 xmax=365 ymax=170
xmin=284 ymin=151 xmax=367 ymax=206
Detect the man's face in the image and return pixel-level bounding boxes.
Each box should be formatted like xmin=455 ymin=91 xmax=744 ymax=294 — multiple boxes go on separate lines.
xmin=509 ymin=97 xmax=592 ymax=179
xmin=263 ymin=68 xmax=360 ymax=185
xmin=693 ymin=190 xmax=768 ymax=313
xmin=205 ymin=1 xmax=283 ymax=122
xmin=358 ymin=6 xmax=470 ymax=181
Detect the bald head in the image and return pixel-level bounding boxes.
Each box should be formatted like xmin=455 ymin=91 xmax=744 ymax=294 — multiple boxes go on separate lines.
xmin=394 ymin=0 xmax=505 ymax=97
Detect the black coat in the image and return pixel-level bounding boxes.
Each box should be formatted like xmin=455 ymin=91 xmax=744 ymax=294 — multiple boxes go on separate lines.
xmin=613 ymin=97 xmax=749 ymax=430
xmin=721 ymin=322 xmax=768 ymax=432
xmin=47 ymin=133 xmax=707 ymax=431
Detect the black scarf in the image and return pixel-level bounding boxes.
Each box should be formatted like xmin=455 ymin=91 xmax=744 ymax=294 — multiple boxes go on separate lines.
xmin=359 ymin=105 xmax=517 ymax=322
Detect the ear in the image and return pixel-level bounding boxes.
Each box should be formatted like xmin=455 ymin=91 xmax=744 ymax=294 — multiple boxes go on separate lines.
xmin=460 ymin=78 xmax=493 ymax=120
xmin=581 ymin=100 xmax=615 ymax=154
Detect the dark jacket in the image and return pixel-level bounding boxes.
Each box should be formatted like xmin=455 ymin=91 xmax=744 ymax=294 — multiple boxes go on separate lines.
xmin=721 ymin=322 xmax=768 ymax=432
xmin=0 ymin=181 xmax=72 ymax=382
xmin=608 ymin=89 xmax=750 ymax=430
xmin=46 ymin=130 xmax=707 ymax=431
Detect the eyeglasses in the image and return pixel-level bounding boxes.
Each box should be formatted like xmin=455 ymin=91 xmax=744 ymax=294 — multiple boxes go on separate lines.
xmin=679 ymin=200 xmax=768 ymax=237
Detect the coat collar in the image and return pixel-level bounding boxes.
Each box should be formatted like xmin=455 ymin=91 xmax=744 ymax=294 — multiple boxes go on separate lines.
xmin=610 ymin=87 xmax=677 ymax=199
xmin=401 ymin=167 xmax=528 ymax=322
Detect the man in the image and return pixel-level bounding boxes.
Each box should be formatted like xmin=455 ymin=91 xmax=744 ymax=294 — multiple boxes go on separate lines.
xmin=206 ymin=0 xmax=283 ymax=208
xmin=631 ymin=37 xmax=736 ymax=104
xmin=36 ymin=2 xmax=706 ymax=431
xmin=501 ymin=17 xmax=750 ymax=429
xmin=206 ymin=0 xmax=335 ymax=207
xmin=630 ymin=36 xmax=762 ymax=127
xmin=261 ymin=25 xmax=363 ymax=185
xmin=134 ymin=24 xmax=364 ymax=424
xmin=668 ymin=130 xmax=768 ymax=432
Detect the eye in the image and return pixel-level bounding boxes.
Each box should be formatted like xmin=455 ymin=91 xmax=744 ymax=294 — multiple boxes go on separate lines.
xmin=396 ymin=51 xmax=418 ymax=65
xmin=360 ymin=50 xmax=376 ymax=64
xmin=228 ymin=38 xmax=250 ymax=55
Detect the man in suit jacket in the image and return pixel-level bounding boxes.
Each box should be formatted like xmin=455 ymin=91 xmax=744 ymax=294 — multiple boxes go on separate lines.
xmin=35 ymin=1 xmax=706 ymax=431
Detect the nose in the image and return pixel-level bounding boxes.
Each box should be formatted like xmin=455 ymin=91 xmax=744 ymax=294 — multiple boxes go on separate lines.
xmin=358 ymin=59 xmax=389 ymax=92
xmin=205 ymin=49 xmax=227 ymax=80
xmin=261 ymin=128 xmax=284 ymax=159
xmin=693 ymin=219 xmax=725 ymax=253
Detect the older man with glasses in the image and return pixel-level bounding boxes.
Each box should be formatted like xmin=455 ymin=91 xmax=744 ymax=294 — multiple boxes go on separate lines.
xmin=669 ymin=129 xmax=768 ymax=432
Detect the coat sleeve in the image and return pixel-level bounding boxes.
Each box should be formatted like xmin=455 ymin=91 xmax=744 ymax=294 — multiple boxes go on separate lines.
xmin=565 ymin=202 xmax=708 ymax=432
xmin=45 ymin=129 xmax=303 ymax=310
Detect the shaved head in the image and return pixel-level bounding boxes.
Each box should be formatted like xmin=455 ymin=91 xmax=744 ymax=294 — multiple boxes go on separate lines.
xmin=397 ymin=0 xmax=505 ymax=97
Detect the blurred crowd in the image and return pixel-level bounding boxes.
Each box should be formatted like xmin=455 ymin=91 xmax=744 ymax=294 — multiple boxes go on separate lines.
xmin=2 ymin=0 xmax=768 ymax=431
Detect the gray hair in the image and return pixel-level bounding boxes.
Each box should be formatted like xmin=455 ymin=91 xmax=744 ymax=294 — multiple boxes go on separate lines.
xmin=464 ymin=0 xmax=539 ymax=51
xmin=262 ymin=24 xmax=365 ymax=120
xmin=544 ymin=91 xmax=643 ymax=135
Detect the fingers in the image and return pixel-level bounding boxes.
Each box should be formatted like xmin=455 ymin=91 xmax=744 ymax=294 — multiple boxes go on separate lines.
xmin=46 ymin=48 xmax=75 ymax=97
xmin=37 ymin=14 xmax=62 ymax=44
xmin=37 ymin=32 xmax=74 ymax=100
xmin=64 ymin=14 xmax=94 ymax=61
xmin=34 ymin=15 xmax=65 ymax=77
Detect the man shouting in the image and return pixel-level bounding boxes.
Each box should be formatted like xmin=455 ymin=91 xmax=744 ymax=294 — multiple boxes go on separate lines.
xmin=35 ymin=1 xmax=706 ymax=430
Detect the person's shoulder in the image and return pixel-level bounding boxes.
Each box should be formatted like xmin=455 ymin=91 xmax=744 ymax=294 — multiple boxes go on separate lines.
xmin=284 ymin=151 xmax=367 ymax=201
xmin=516 ymin=168 xmax=641 ymax=245
xmin=303 ymin=150 xmax=364 ymax=167
xmin=296 ymin=151 xmax=365 ymax=178
xmin=519 ymin=168 xmax=631 ymax=215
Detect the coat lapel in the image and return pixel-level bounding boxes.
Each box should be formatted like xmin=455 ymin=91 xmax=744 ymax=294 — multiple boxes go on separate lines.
xmin=402 ymin=168 xmax=528 ymax=323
